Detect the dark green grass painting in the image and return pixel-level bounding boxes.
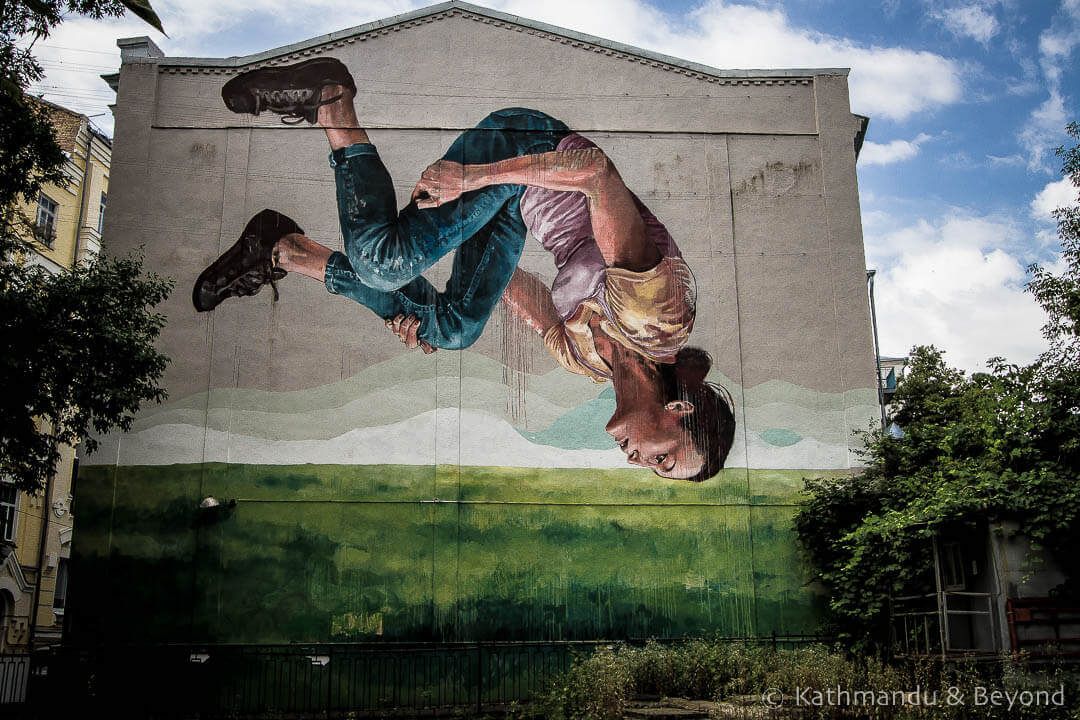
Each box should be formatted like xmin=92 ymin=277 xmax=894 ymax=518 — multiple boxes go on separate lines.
xmin=68 ymin=464 xmax=833 ymax=645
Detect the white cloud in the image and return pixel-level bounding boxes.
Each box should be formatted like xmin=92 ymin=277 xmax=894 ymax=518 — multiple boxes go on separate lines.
xmin=27 ymin=16 xmax=157 ymax=135
xmin=1038 ymin=0 xmax=1080 ymax=84
xmin=986 ymin=153 xmax=1025 ymax=167
xmin=1019 ymin=90 xmax=1068 ymax=172
xmin=860 ymin=133 xmax=933 ymax=166
xmin=1030 ymin=177 xmax=1078 ymax=220
xmin=867 ymin=212 xmax=1047 ymax=372
xmin=155 ymin=0 xmax=418 ymax=51
xmin=935 ymin=5 xmax=1000 ymax=44
xmin=1019 ymin=1 xmax=1079 ymax=171
xmin=32 ymin=0 xmax=966 ymax=131
xmin=28 ymin=1 xmax=423 ymax=135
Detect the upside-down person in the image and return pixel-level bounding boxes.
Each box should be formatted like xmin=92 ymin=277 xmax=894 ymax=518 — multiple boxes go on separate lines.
xmin=193 ymin=58 xmax=735 ymax=480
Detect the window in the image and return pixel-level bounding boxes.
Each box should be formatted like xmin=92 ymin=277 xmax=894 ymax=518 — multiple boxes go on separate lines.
xmin=0 ymin=485 xmax=16 ymax=543
xmin=97 ymin=192 xmax=107 ymax=234
xmin=942 ymin=542 xmax=966 ymax=590
xmin=35 ymin=193 xmax=58 ymax=247
xmin=53 ymin=558 xmax=69 ymax=612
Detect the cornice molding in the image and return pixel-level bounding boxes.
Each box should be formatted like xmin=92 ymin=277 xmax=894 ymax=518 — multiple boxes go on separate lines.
xmin=149 ymin=3 xmax=830 ymax=89
xmin=4 ymin=554 xmax=30 ymax=594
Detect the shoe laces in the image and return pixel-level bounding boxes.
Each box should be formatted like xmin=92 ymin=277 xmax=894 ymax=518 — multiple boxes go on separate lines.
xmin=251 ymin=88 xmax=344 ymax=124
xmin=231 ymin=260 xmax=282 ymax=302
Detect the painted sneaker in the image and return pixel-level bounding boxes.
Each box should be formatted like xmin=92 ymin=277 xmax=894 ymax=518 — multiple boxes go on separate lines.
xmin=221 ymin=57 xmax=356 ymax=124
xmin=192 ymin=209 xmax=303 ymax=312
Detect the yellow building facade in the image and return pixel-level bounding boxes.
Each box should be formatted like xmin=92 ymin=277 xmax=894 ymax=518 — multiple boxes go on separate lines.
xmin=0 ymin=99 xmax=110 ymax=652
xmin=21 ymin=98 xmax=110 ymax=273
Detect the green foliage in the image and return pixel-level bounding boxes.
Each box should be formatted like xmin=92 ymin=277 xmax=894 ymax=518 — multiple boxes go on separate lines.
xmin=0 ymin=234 xmax=172 ymax=492
xmin=1 ymin=0 xmax=163 ymax=208
xmin=0 ymin=89 xmax=66 ymax=209
xmin=795 ymin=126 xmax=1080 ymax=650
xmin=535 ymin=640 xmax=1080 ymax=720
xmin=0 ymin=0 xmax=169 ymax=494
xmin=1028 ymin=122 xmax=1080 ymax=369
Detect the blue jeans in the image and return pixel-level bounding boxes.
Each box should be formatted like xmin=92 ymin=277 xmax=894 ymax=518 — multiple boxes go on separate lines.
xmin=323 ymin=108 xmax=569 ymax=349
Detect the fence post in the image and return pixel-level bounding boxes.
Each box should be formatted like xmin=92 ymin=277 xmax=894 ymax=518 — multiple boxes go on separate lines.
xmin=326 ymin=645 xmax=333 ymax=715
xmin=475 ymin=642 xmax=483 ymax=714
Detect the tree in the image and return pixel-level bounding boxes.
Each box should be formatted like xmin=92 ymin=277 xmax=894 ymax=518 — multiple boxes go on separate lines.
xmin=1026 ymin=120 xmax=1080 ymax=471
xmin=0 ymin=240 xmax=172 ymax=492
xmin=1 ymin=0 xmax=170 ymax=493
xmin=795 ymin=126 xmax=1080 ymax=650
xmin=2 ymin=0 xmax=163 ymax=208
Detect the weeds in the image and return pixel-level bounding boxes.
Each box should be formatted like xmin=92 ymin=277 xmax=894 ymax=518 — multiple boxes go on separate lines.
xmin=533 ymin=639 xmax=1080 ymax=719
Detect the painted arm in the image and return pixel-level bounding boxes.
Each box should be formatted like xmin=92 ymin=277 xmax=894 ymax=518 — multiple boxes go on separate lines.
xmin=411 ymin=150 xmax=662 ymax=272
xmin=500 ymin=267 xmax=561 ymax=335
xmin=501 ymin=267 xmax=610 ymax=383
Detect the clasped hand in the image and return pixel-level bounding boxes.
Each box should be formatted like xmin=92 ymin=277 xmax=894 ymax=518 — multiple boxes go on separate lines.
xmin=411 ymin=160 xmax=467 ymax=209
xmin=386 ymin=314 xmax=435 ymax=354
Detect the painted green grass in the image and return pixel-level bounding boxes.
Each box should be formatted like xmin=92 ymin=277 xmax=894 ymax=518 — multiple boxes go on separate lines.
xmin=69 ymin=464 xmax=830 ymax=645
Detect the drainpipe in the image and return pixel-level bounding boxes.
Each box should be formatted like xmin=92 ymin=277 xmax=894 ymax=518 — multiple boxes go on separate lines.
xmin=26 ymin=467 xmax=53 ymax=652
xmin=72 ymin=124 xmax=95 ymax=268
xmin=867 ymin=270 xmax=886 ymax=430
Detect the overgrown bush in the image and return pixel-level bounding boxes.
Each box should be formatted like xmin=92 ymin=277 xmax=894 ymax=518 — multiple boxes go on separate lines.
xmin=793 ymin=125 xmax=1080 ymax=652
xmin=534 ymin=640 xmax=1080 ymax=720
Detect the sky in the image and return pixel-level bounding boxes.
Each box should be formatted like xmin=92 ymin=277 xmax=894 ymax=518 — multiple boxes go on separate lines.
xmin=28 ymin=0 xmax=1080 ymax=373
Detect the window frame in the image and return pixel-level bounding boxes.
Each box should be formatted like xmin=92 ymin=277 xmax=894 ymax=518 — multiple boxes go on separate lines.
xmin=97 ymin=191 xmax=107 ymax=234
xmin=53 ymin=557 xmax=69 ymax=613
xmin=0 ymin=483 xmax=17 ymax=544
xmin=35 ymin=192 xmax=59 ymax=248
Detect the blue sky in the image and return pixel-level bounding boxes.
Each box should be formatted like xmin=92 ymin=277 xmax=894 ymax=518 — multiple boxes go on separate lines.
xmin=31 ymin=0 xmax=1080 ymax=372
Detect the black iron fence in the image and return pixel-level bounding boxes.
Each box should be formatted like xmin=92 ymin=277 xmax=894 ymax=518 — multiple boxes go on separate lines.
xmin=8 ymin=635 xmax=828 ymax=717
xmin=0 ymin=655 xmax=29 ymax=705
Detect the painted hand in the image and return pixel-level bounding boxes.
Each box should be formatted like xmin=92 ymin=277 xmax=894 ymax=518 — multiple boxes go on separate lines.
xmin=386 ymin=314 xmax=435 ymax=354
xmin=411 ymin=160 xmax=467 ymax=209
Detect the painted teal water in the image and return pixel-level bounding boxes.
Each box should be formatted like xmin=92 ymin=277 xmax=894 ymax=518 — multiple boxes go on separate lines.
xmin=515 ymin=387 xmax=618 ymax=450
xmin=759 ymin=428 xmax=803 ymax=447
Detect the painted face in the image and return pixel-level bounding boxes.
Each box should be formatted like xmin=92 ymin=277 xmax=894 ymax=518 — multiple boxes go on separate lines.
xmin=606 ymin=402 xmax=704 ymax=480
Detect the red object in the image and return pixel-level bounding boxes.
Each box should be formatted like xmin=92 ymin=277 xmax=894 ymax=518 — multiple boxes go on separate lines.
xmin=1006 ymin=597 xmax=1080 ymax=657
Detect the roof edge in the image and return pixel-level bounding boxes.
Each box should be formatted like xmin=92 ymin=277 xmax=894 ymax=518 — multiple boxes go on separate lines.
xmin=122 ymin=0 xmax=851 ymax=79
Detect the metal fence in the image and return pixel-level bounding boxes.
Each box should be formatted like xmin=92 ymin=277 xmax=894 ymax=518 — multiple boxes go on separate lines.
xmin=11 ymin=635 xmax=828 ymax=717
xmin=892 ymin=591 xmax=1000 ymax=658
xmin=0 ymin=655 xmax=29 ymax=704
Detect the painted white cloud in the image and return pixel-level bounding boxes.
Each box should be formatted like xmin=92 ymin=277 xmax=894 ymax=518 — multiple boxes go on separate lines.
xmin=935 ymin=4 xmax=1000 ymax=43
xmin=34 ymin=0 xmax=965 ymax=135
xmin=860 ymin=133 xmax=933 ymax=166
xmin=866 ymin=213 xmax=1047 ymax=373
xmin=1031 ymin=177 xmax=1078 ymax=220
xmin=85 ymin=408 xmax=859 ymax=471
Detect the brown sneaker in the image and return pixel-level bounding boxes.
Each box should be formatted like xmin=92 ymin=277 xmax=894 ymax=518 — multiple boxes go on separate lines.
xmin=221 ymin=57 xmax=356 ymax=124
xmin=192 ymin=210 xmax=303 ymax=312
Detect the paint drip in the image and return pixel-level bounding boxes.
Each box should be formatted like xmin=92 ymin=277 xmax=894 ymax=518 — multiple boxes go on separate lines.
xmin=500 ymin=302 xmax=531 ymax=424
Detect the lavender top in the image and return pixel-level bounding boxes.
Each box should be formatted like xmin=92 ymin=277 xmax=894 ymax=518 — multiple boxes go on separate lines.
xmin=517 ymin=133 xmax=683 ymax=319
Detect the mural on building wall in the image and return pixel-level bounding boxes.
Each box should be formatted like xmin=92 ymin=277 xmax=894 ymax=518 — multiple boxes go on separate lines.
xmin=69 ymin=8 xmax=880 ymax=647
xmin=192 ymin=57 xmax=734 ymax=482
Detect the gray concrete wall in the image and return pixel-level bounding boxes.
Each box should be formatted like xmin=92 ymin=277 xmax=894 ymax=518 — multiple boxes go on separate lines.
xmin=72 ymin=3 xmax=881 ymax=645
xmin=100 ymin=6 xmax=877 ymax=470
